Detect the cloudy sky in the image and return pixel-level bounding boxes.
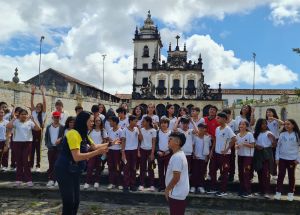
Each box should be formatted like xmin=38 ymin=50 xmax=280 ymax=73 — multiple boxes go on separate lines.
xmin=0 ymin=0 xmax=299 ymax=94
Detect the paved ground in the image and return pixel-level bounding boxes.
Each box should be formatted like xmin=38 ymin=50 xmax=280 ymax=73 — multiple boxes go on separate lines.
xmin=0 ymin=198 xmax=287 ymax=215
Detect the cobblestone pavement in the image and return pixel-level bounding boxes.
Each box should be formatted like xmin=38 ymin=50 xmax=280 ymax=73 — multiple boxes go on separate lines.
xmin=0 ymin=198 xmax=287 ymax=215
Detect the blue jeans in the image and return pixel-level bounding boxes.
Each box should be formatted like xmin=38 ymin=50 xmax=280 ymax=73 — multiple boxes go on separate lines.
xmin=55 ymin=165 xmax=80 ymax=215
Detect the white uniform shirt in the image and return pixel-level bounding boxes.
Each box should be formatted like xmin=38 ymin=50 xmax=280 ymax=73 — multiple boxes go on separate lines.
xmin=178 ymin=128 xmax=194 ymax=156
xmin=267 ymin=120 xmax=280 ymax=139
xmin=235 ymin=115 xmax=252 ymax=132
xmin=89 ymin=129 xmax=108 ymax=145
xmin=31 ymin=110 xmax=47 ymax=127
xmin=119 ymin=118 xmax=129 ymax=130
xmin=168 ymin=117 xmax=177 ymax=131
xmin=236 ymin=132 xmax=255 ymax=157
xmin=276 ymin=131 xmax=300 ymax=161
xmin=228 ymin=119 xmax=238 ymax=133
xmin=256 ymin=131 xmax=273 ymax=148
xmin=193 ymin=134 xmax=211 ymax=160
xmin=142 ymin=114 xmax=159 ymax=125
xmin=189 ymin=118 xmax=205 ymax=129
xmin=122 ymin=127 xmax=139 ymax=150
xmin=166 ymin=150 xmax=189 ymax=200
xmin=141 ymin=128 xmax=156 ymax=150
xmin=158 ymin=129 xmax=172 ymax=152
xmin=49 ymin=125 xmax=60 ymax=146
xmin=215 ymin=126 xmax=236 ymax=155
xmin=13 ymin=119 xmax=35 ymax=142
xmin=0 ymin=120 xmax=8 ymax=141
xmin=107 ymin=127 xmax=123 ymax=150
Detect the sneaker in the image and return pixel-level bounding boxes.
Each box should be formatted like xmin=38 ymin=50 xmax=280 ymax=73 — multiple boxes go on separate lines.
xmin=274 ymin=192 xmax=281 ymax=200
xmin=46 ymin=180 xmax=55 ymax=187
xmin=27 ymin=181 xmax=33 ymax=187
xmin=206 ymin=175 xmax=211 ymax=181
xmin=35 ymin=167 xmax=41 ymax=173
xmin=15 ymin=181 xmax=22 ymax=187
xmin=216 ymin=192 xmax=228 ymax=197
xmin=190 ymin=187 xmax=196 ymax=193
xmin=287 ymin=193 xmax=294 ymax=201
xmin=149 ymin=186 xmax=155 ymax=192
xmin=206 ymin=189 xmax=217 ymax=194
xmin=198 ymin=187 xmax=206 ymax=194
xmin=138 ymin=185 xmax=144 ymax=191
xmin=264 ymin=194 xmax=271 ymax=199
xmin=107 ymin=184 xmax=115 ymax=190
xmin=94 ymin=183 xmax=99 ymax=189
xmin=54 ymin=181 xmax=58 ymax=187
xmin=242 ymin=192 xmax=253 ymax=198
xmin=2 ymin=167 xmax=8 ymax=172
xmin=83 ymin=183 xmax=90 ymax=189
xmin=118 ymin=185 xmax=123 ymax=190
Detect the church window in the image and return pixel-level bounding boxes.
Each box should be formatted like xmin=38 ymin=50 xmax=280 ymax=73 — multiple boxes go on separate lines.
xmin=143 ymin=63 xmax=148 ymax=70
xmin=185 ymin=80 xmax=196 ymax=95
xmin=142 ymin=77 xmax=148 ymax=87
xmin=171 ymin=79 xmax=182 ymax=95
xmin=156 ymin=80 xmax=166 ymax=95
xmin=143 ymin=45 xmax=149 ymax=57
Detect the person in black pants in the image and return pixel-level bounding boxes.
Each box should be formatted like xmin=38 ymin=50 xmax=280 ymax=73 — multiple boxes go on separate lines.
xmin=55 ymin=111 xmax=115 ymax=215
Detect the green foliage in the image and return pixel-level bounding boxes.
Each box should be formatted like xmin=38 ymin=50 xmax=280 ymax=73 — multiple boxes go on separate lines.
xmin=295 ymin=88 xmax=300 ymax=97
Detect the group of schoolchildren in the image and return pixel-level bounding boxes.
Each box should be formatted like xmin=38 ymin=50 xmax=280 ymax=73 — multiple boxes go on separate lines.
xmin=0 ymin=86 xmax=300 ymax=201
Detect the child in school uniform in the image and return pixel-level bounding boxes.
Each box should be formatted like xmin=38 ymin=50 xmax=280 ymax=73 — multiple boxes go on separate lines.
xmin=236 ymin=120 xmax=255 ymax=198
xmin=190 ymin=123 xmax=211 ymax=194
xmin=121 ymin=115 xmax=139 ymax=192
xmin=6 ymin=109 xmax=41 ymax=186
xmin=84 ymin=116 xmax=108 ymax=189
xmin=0 ymin=109 xmax=9 ymax=171
xmin=107 ymin=116 xmax=123 ymax=190
xmin=266 ymin=108 xmax=284 ymax=181
xmin=132 ymin=105 xmax=144 ymax=129
xmin=274 ymin=119 xmax=300 ymax=201
xmin=189 ymin=107 xmax=204 ymax=129
xmin=174 ymin=116 xmax=196 ymax=173
xmin=165 ymin=104 xmax=177 ymax=131
xmin=223 ymin=108 xmax=238 ymax=182
xmin=156 ymin=117 xmax=172 ymax=191
xmin=139 ymin=116 xmax=156 ymax=192
xmin=117 ymin=107 xmax=129 ymax=130
xmin=253 ymin=118 xmax=276 ymax=199
xmin=63 ymin=116 xmax=76 ymax=136
xmin=143 ymin=103 xmax=159 ymax=129
xmin=44 ymin=111 xmax=64 ymax=187
xmin=207 ymin=112 xmax=236 ymax=197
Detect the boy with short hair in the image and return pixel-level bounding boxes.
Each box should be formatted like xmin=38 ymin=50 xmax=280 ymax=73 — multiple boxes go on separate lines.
xmin=165 ymin=131 xmax=189 ymax=215
xmin=116 ymin=107 xmax=129 ymax=129
xmin=208 ymin=112 xmax=236 ymax=197
xmin=75 ymin=105 xmax=83 ymax=116
xmin=44 ymin=111 xmax=64 ymax=187
xmin=189 ymin=107 xmax=204 ymax=129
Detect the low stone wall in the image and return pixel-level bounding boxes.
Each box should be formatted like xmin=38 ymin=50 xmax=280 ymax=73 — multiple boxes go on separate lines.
xmin=0 ymin=81 xmax=120 ymax=118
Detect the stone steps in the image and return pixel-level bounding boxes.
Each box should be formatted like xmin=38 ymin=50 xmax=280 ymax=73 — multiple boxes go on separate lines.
xmin=0 ymin=182 xmax=299 ymax=214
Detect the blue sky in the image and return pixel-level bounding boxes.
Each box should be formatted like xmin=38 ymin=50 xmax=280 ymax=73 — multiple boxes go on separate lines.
xmin=0 ymin=1 xmax=299 ymax=93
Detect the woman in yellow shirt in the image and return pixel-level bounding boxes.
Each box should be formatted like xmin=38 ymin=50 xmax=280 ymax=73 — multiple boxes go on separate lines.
xmin=55 ymin=111 xmax=115 ymax=215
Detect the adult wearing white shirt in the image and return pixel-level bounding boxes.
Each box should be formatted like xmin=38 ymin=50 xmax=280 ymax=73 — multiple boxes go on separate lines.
xmin=30 ymin=85 xmax=47 ymax=172
xmin=165 ymin=131 xmax=189 ymax=215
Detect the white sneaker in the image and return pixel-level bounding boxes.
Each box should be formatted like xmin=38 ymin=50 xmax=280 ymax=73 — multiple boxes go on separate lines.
xmin=274 ymin=192 xmax=281 ymax=200
xmin=83 ymin=183 xmax=90 ymax=189
xmin=107 ymin=184 xmax=115 ymax=190
xmin=198 ymin=187 xmax=206 ymax=194
xmin=149 ymin=186 xmax=155 ymax=192
xmin=190 ymin=187 xmax=196 ymax=193
xmin=206 ymin=175 xmax=211 ymax=180
xmin=54 ymin=181 xmax=58 ymax=187
xmin=287 ymin=193 xmax=294 ymax=201
xmin=35 ymin=167 xmax=41 ymax=173
xmin=94 ymin=182 xmax=99 ymax=189
xmin=15 ymin=181 xmax=22 ymax=187
xmin=27 ymin=181 xmax=33 ymax=187
xmin=118 ymin=185 xmax=123 ymax=190
xmin=138 ymin=185 xmax=144 ymax=191
xmin=46 ymin=180 xmax=55 ymax=187
xmin=264 ymin=194 xmax=271 ymax=199
xmin=2 ymin=167 xmax=8 ymax=172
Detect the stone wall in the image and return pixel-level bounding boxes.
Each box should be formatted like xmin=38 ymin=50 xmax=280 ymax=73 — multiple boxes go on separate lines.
xmin=0 ymin=81 xmax=121 ymax=119
xmin=232 ymin=95 xmax=300 ymax=125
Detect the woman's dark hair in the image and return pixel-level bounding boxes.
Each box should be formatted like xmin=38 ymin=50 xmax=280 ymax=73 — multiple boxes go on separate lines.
xmin=75 ymin=111 xmax=92 ymax=144
xmin=143 ymin=115 xmax=153 ymax=128
xmin=98 ymin=103 xmax=107 ymax=116
xmin=14 ymin=107 xmax=22 ymax=114
xmin=36 ymin=103 xmax=44 ymax=128
xmin=91 ymin=105 xmax=99 ymax=113
xmin=282 ymin=119 xmax=300 ymax=142
xmin=178 ymin=107 xmax=188 ymax=117
xmin=94 ymin=116 xmax=105 ymax=139
xmin=129 ymin=115 xmax=137 ymax=122
xmin=65 ymin=116 xmax=76 ymax=130
xmin=254 ymin=118 xmax=268 ymax=140
xmin=132 ymin=105 xmax=144 ymax=120
xmin=166 ymin=104 xmax=175 ymax=118
xmin=266 ymin=108 xmax=279 ymax=120
xmin=240 ymin=105 xmax=252 ymax=123
xmin=18 ymin=108 xmax=28 ymax=115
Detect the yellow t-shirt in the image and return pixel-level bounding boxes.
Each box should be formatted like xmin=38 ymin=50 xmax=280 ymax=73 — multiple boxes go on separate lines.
xmin=66 ymin=129 xmax=94 ymax=150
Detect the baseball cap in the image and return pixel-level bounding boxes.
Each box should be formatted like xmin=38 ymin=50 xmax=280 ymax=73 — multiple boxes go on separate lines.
xmin=52 ymin=111 xmax=61 ymax=117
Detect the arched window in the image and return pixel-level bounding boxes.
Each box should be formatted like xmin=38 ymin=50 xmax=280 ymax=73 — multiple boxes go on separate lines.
xmin=143 ymin=45 xmax=149 ymax=57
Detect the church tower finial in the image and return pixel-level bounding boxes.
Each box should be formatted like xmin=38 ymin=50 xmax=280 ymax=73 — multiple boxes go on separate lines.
xmin=175 ymin=35 xmax=180 ymax=51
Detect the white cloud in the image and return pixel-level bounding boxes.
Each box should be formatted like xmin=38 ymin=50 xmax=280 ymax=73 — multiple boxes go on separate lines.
xmin=0 ymin=0 xmax=299 ymax=95
xmin=269 ymin=0 xmax=300 ymax=25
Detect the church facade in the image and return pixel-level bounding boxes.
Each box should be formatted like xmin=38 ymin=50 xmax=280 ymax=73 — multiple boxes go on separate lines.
xmin=131 ymin=11 xmax=223 ymax=116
